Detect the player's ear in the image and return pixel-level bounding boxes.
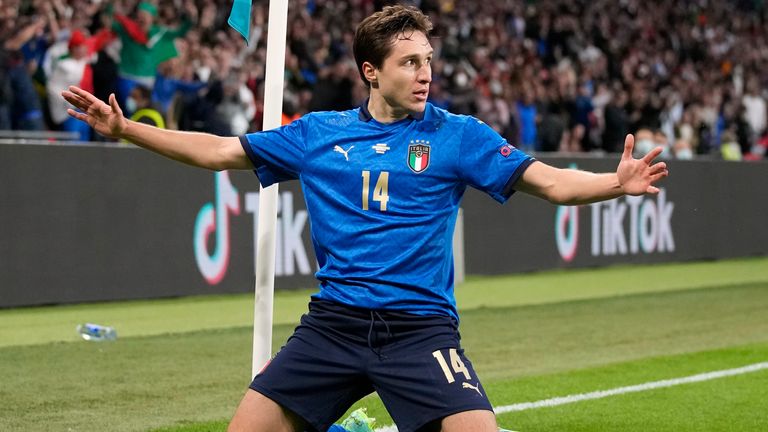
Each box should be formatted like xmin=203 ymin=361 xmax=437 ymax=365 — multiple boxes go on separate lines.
xmin=362 ymin=62 xmax=378 ymax=88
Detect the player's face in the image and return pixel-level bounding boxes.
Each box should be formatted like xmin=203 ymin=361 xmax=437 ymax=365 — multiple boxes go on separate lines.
xmin=376 ymin=31 xmax=433 ymax=116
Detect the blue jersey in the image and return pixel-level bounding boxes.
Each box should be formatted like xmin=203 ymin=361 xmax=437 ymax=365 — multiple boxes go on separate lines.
xmin=240 ymin=102 xmax=535 ymax=320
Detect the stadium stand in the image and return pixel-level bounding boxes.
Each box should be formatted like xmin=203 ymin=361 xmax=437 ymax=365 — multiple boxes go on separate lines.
xmin=0 ymin=0 xmax=766 ymax=160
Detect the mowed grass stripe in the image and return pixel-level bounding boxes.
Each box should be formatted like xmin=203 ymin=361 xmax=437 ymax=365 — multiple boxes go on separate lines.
xmin=485 ymin=341 xmax=768 ymax=406
xmin=2 ymin=282 xmax=767 ymax=432
xmin=460 ymin=282 xmax=768 ymax=380
xmin=495 ymin=361 xmax=768 ymax=414
xmin=2 ymin=257 xmax=767 ymax=348
xmin=494 ymin=348 xmax=768 ymax=432
xmin=455 ymin=256 xmax=768 ymax=310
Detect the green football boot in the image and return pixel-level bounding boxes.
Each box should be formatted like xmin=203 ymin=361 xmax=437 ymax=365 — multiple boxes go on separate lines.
xmin=339 ymin=408 xmax=376 ymax=432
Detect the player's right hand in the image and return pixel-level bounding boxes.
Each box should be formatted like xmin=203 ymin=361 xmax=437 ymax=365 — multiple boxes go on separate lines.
xmin=62 ymin=86 xmax=128 ymax=139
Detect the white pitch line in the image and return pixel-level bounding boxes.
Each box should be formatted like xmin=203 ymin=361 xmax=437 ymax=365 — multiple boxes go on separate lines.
xmin=495 ymin=361 xmax=768 ymax=414
xmin=374 ymin=361 xmax=768 ymax=432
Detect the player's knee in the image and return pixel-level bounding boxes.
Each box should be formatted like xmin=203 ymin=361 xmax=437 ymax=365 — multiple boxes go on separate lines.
xmin=228 ymin=389 xmax=302 ymax=432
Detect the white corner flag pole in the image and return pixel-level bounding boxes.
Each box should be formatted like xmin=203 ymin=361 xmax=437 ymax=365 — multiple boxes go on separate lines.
xmin=252 ymin=0 xmax=289 ymax=379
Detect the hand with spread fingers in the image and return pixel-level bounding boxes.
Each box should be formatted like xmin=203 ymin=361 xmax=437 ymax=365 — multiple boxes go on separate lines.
xmin=617 ymin=134 xmax=670 ymax=196
xmin=61 ymin=86 xmax=128 ymax=140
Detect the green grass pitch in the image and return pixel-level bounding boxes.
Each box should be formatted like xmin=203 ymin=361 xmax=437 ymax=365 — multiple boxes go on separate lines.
xmin=1 ymin=257 xmax=767 ymax=431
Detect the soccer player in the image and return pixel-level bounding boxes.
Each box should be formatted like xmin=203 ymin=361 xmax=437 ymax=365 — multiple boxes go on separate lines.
xmin=62 ymin=5 xmax=668 ymax=432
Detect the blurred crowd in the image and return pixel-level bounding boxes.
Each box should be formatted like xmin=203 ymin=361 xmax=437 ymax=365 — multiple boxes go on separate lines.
xmin=1 ymin=0 xmax=767 ymax=160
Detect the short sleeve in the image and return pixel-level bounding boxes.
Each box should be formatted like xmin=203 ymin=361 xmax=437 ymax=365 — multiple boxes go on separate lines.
xmin=239 ymin=115 xmax=309 ymax=186
xmin=458 ymin=117 xmax=535 ymax=203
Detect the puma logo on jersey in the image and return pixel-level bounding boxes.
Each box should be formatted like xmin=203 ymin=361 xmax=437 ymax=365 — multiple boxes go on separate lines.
xmin=334 ymin=145 xmax=354 ymax=161
xmin=462 ymin=382 xmax=482 ymax=395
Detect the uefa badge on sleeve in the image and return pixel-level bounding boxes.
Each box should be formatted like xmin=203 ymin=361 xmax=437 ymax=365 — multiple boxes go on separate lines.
xmin=499 ymin=142 xmax=514 ymax=157
xmin=408 ymin=140 xmax=431 ymax=173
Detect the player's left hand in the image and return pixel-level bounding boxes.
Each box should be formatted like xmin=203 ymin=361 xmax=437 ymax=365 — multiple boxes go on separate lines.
xmin=617 ymin=134 xmax=669 ymax=195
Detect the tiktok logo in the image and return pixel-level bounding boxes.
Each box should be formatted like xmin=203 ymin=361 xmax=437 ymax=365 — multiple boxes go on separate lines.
xmin=554 ymin=164 xmax=675 ymax=262
xmin=192 ymin=173 xmax=314 ymax=285
xmin=555 ymin=163 xmax=579 ymax=262
xmin=590 ymin=190 xmax=675 ymax=256
xmin=555 ymin=204 xmax=579 ymax=263
xmin=193 ymin=171 xmax=240 ymax=285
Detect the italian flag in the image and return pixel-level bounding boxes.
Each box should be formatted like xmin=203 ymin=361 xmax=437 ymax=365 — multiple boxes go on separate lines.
xmin=409 ymin=149 xmax=429 ymax=172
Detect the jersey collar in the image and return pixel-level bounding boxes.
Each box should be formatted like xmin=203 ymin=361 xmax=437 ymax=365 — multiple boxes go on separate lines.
xmin=358 ymin=98 xmax=426 ymax=122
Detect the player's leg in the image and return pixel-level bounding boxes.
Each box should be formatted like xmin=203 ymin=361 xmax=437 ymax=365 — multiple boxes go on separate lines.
xmin=438 ymin=409 xmax=497 ymax=432
xmin=228 ymin=389 xmax=306 ymax=432
xmin=232 ymin=300 xmax=376 ymax=431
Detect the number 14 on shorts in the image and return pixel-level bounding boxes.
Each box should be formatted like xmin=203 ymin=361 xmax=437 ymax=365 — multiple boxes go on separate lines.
xmin=432 ymin=348 xmax=471 ymax=383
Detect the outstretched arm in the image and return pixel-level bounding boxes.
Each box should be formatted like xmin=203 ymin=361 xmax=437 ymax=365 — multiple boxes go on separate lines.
xmin=515 ymin=134 xmax=669 ymax=205
xmin=62 ymin=86 xmax=252 ymax=171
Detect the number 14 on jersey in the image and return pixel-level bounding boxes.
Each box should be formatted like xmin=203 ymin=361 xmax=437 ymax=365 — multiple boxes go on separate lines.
xmin=361 ymin=170 xmax=389 ymax=211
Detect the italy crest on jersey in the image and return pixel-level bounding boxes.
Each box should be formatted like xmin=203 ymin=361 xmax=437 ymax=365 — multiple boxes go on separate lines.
xmin=407 ymin=140 xmax=431 ymax=173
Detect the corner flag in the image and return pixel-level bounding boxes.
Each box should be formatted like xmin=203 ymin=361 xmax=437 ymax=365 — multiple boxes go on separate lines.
xmin=228 ymin=0 xmax=253 ymax=42
xmin=229 ymin=0 xmax=289 ymax=379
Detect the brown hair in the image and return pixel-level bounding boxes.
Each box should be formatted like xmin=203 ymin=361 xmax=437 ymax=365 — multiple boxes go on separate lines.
xmin=353 ymin=5 xmax=433 ymax=87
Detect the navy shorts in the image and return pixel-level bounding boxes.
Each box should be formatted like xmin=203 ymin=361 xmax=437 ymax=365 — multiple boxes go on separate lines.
xmin=249 ymin=299 xmax=492 ymax=432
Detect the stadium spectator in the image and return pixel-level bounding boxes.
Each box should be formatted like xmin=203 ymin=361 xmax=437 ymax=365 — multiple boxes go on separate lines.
xmin=281 ymin=94 xmax=301 ymax=126
xmin=632 ymin=128 xmax=657 ymax=159
xmin=126 ymin=84 xmax=165 ymax=130
xmin=110 ymin=1 xmax=194 ymax=107
xmin=46 ymin=29 xmax=115 ymax=141
xmin=653 ymin=129 xmax=673 ymax=159
xmin=747 ymin=134 xmax=768 ymax=160
xmin=176 ymin=79 xmax=228 ymax=135
xmin=307 ymin=59 xmax=357 ymax=112
xmin=719 ymin=129 xmax=743 ymax=161
xmin=742 ymin=78 xmax=767 ymax=144
xmin=601 ymin=86 xmax=630 ymax=153
xmin=515 ymin=86 xmax=538 ymax=152
xmin=2 ymin=16 xmax=47 ymax=131
xmin=672 ymin=138 xmax=694 ymax=160
xmin=152 ymin=58 xmax=207 ymax=115
xmin=215 ymin=69 xmax=257 ymax=136
xmin=62 ymin=5 xmax=669 ymax=431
